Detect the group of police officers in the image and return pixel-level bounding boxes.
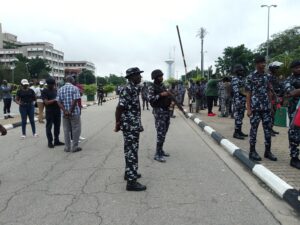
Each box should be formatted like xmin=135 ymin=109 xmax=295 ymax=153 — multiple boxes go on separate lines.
xmin=114 ymin=56 xmax=300 ymax=191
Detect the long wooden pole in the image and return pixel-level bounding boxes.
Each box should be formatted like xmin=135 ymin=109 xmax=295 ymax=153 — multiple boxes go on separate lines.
xmin=176 ymin=25 xmax=188 ymax=82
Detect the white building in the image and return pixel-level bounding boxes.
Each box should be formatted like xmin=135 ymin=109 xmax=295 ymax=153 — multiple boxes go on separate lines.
xmin=0 ymin=23 xmax=65 ymax=80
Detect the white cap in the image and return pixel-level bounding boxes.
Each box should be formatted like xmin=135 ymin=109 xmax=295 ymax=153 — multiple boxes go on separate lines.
xmin=21 ymin=79 xmax=29 ymax=85
xmin=269 ymin=61 xmax=283 ymax=68
xmin=39 ymin=81 xmax=44 ymax=85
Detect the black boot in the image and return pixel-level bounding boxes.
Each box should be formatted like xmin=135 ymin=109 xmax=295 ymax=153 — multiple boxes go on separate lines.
xmin=124 ymin=173 xmax=141 ymax=180
xmin=126 ymin=180 xmax=147 ymax=191
xmin=249 ymin=145 xmax=262 ymax=161
xmin=239 ymin=130 xmax=248 ymax=137
xmin=290 ymin=157 xmax=300 ymax=169
xmin=233 ymin=129 xmax=244 ymax=140
xmin=264 ymin=144 xmax=277 ymax=161
xmin=154 ymin=143 xmax=166 ymax=162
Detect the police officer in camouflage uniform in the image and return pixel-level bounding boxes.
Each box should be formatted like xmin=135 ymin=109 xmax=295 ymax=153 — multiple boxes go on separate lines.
xmin=148 ymin=69 xmax=171 ymax=163
xmin=284 ymin=60 xmax=300 ymax=169
xmin=114 ymin=67 xmax=146 ymax=191
xmin=246 ymin=56 xmax=277 ymax=161
xmin=231 ymin=64 xmax=248 ymax=140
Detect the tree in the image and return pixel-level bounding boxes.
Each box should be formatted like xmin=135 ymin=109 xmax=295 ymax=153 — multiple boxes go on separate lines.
xmin=257 ymin=26 xmax=300 ymax=59
xmin=215 ymin=44 xmax=255 ymax=76
xmin=107 ymin=74 xmax=126 ymax=86
xmin=78 ymin=70 xmax=96 ymax=84
xmin=27 ymin=57 xmax=51 ymax=79
xmin=96 ymin=76 xmax=107 ymax=86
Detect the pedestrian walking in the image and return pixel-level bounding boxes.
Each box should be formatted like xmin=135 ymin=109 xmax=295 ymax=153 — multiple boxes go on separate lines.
xmin=148 ymin=69 xmax=171 ymax=163
xmin=57 ymin=76 xmax=82 ymax=153
xmin=231 ymin=64 xmax=248 ymax=140
xmin=0 ymin=80 xmax=14 ymax=119
xmin=246 ymin=55 xmax=277 ymax=161
xmin=15 ymin=79 xmax=38 ymax=139
xmin=114 ymin=67 xmax=146 ymax=191
xmin=42 ymin=77 xmax=64 ymax=148
xmin=141 ymin=82 xmax=149 ymax=110
xmin=36 ymin=81 xmax=45 ymax=123
xmin=284 ymin=59 xmax=300 ymax=169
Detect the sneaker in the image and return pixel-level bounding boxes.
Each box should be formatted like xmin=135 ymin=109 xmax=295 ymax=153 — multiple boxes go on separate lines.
xmin=33 ymin=133 xmax=39 ymax=137
xmin=79 ymin=136 xmax=86 ymax=140
xmin=21 ymin=135 xmax=26 ymax=140
xmin=7 ymin=115 xmax=14 ymax=118
xmin=208 ymin=113 xmax=216 ymax=117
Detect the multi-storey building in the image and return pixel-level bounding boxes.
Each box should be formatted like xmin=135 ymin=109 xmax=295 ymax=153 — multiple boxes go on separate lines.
xmin=64 ymin=61 xmax=96 ymax=76
xmin=0 ymin=23 xmax=65 ymax=80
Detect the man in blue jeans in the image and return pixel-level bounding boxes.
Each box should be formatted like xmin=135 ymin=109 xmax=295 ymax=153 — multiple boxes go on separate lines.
xmin=0 ymin=80 xmax=14 ymax=119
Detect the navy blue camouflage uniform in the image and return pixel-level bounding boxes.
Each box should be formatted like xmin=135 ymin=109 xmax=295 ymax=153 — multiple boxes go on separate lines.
xmin=284 ymin=75 xmax=300 ymax=158
xmin=231 ymin=75 xmax=246 ymax=130
xmin=245 ymin=71 xmax=272 ymax=147
xmin=148 ymin=83 xmax=171 ymax=156
xmin=118 ymin=82 xmax=143 ymax=181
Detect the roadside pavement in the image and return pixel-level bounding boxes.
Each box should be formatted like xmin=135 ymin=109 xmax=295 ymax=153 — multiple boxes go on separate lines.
xmin=193 ymin=106 xmax=300 ymax=191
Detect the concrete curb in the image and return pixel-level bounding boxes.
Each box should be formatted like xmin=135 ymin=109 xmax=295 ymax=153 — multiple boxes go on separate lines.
xmin=185 ymin=110 xmax=300 ymax=213
xmin=3 ymin=96 xmax=119 ymax=131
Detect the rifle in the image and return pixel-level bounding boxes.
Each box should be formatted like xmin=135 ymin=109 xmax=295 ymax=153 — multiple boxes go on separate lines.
xmin=166 ymin=88 xmax=188 ymax=118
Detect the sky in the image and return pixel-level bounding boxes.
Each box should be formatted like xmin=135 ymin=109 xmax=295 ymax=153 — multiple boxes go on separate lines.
xmin=1 ymin=0 xmax=299 ymax=81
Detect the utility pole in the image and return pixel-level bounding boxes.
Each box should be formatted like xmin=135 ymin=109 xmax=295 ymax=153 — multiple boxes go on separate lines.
xmin=261 ymin=4 xmax=277 ymax=63
xmin=196 ymin=27 xmax=207 ymax=76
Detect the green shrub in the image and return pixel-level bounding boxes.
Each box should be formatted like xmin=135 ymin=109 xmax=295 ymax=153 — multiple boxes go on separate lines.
xmin=103 ymin=84 xmax=115 ymax=94
xmin=83 ymin=84 xmax=97 ymax=96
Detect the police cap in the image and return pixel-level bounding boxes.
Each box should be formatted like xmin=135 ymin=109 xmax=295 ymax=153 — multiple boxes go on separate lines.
xmin=151 ymin=69 xmax=163 ymax=80
xmin=125 ymin=67 xmax=144 ymax=78
xmin=269 ymin=61 xmax=283 ymax=69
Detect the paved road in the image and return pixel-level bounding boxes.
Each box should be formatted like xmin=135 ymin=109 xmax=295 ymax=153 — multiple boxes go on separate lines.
xmin=0 ymin=99 xmax=298 ymax=225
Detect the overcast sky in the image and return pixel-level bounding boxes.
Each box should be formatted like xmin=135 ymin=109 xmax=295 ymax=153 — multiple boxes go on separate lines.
xmin=1 ymin=0 xmax=299 ymax=80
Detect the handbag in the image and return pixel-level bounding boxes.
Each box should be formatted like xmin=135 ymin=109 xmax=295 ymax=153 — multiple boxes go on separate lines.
xmin=291 ymin=99 xmax=300 ymax=128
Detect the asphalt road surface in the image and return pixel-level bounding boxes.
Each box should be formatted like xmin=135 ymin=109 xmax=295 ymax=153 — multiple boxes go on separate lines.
xmin=0 ymin=99 xmax=299 ymax=225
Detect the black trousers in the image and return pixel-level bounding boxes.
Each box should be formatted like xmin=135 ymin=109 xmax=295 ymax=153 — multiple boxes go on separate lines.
xmin=46 ymin=111 xmax=61 ymax=144
xmin=207 ymin=96 xmax=215 ymax=113
xmin=3 ymin=98 xmax=12 ymax=114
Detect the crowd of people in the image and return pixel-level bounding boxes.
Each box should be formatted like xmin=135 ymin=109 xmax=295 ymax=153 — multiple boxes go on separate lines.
xmin=186 ymin=56 xmax=300 ymax=170
xmin=0 ymin=75 xmax=89 ymax=152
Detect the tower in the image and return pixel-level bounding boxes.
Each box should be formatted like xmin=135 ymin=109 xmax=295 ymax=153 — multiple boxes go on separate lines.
xmin=165 ymin=58 xmax=174 ymax=79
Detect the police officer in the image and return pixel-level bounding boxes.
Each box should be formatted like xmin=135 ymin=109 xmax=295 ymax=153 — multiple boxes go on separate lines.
xmin=231 ymin=64 xmax=248 ymax=140
xmin=284 ymin=60 xmax=300 ymax=169
xmin=114 ymin=67 xmax=146 ymax=191
xmin=246 ymin=56 xmax=277 ymax=161
xmin=148 ymin=69 xmax=171 ymax=163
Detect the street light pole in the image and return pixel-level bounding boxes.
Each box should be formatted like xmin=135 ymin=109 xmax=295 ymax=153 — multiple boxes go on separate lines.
xmin=10 ymin=63 xmax=15 ymax=84
xmin=261 ymin=4 xmax=277 ymax=62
